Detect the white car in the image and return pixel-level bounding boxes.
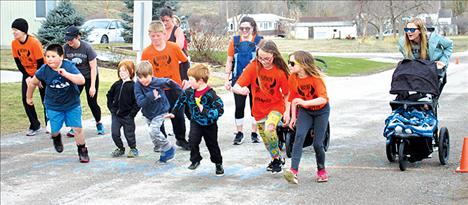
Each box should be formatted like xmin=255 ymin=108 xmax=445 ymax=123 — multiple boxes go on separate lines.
xmin=82 ymin=19 xmax=125 ymax=44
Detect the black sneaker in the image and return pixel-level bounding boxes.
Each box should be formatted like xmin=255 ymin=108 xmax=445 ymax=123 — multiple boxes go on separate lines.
xmin=271 ymin=157 xmax=284 ymax=174
xmin=78 ymin=146 xmax=89 ymax=163
xmin=251 ymin=132 xmax=260 ymax=143
xmin=188 ymin=161 xmax=201 ymax=170
xmin=52 ymin=134 xmax=63 ymax=153
xmin=176 ymin=140 xmax=190 ymax=151
xmin=111 ymin=148 xmax=125 ymax=157
xmin=233 ymin=132 xmax=244 ymax=145
xmin=215 ymin=163 xmax=224 ymax=176
xmin=266 ymin=157 xmax=285 ymax=172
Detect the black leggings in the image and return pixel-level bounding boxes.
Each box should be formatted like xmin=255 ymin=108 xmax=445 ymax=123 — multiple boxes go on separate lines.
xmin=233 ymin=88 xmax=253 ymax=120
xmin=21 ymin=75 xmax=47 ymax=130
xmin=78 ymin=75 xmax=101 ymax=122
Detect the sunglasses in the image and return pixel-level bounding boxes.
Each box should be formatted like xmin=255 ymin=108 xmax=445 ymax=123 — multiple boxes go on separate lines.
xmin=239 ymin=27 xmax=251 ymax=31
xmin=288 ymin=61 xmax=297 ymax=67
xmin=258 ymin=56 xmax=273 ymax=62
xmin=404 ymin=28 xmax=419 ymax=33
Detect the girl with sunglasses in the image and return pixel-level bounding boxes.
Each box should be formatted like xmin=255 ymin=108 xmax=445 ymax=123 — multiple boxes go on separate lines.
xmin=232 ymin=40 xmax=289 ymax=173
xmin=282 ymin=51 xmax=330 ymax=184
xmin=399 ymin=18 xmax=453 ymax=92
xmin=225 ymin=16 xmax=263 ymax=145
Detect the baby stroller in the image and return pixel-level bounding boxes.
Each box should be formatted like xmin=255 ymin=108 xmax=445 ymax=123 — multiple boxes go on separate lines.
xmin=277 ymin=58 xmax=330 ymax=158
xmin=384 ymin=59 xmax=449 ymax=171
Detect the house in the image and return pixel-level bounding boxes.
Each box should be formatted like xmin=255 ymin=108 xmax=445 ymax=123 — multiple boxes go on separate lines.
xmin=227 ymin=13 xmax=294 ymax=37
xmin=294 ymin=17 xmax=357 ymax=40
xmin=0 ymin=0 xmax=57 ymax=48
xmin=438 ymin=9 xmax=452 ymax=25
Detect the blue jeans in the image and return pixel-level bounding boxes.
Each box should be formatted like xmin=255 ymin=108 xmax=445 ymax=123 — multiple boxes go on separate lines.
xmin=291 ymin=104 xmax=330 ymax=171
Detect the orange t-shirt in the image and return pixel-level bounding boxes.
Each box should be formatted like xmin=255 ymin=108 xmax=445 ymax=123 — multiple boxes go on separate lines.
xmin=227 ymin=35 xmax=257 ymax=57
xmin=288 ymin=74 xmax=328 ymax=110
xmin=11 ymin=35 xmax=44 ymax=76
xmin=236 ymin=61 xmax=289 ymax=121
xmin=141 ymin=42 xmax=188 ymax=85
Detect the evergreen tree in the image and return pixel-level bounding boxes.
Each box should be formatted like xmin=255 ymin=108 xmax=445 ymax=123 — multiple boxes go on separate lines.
xmin=120 ymin=0 xmax=179 ymax=43
xmin=37 ymin=1 xmax=85 ymax=46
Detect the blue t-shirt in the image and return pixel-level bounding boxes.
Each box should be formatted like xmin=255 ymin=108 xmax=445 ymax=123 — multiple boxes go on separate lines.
xmin=35 ymin=60 xmax=81 ymax=111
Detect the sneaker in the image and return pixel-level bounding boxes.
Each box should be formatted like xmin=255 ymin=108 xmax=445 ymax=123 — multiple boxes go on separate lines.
xmin=233 ymin=132 xmax=244 ymax=145
xmin=128 ymin=148 xmax=139 ymax=158
xmin=251 ymin=132 xmax=260 ymax=143
xmin=266 ymin=157 xmax=285 ymax=171
xmin=283 ymin=169 xmax=298 ymax=184
xmin=111 ymin=148 xmax=125 ymax=157
xmin=52 ymin=134 xmax=63 ymax=153
xmin=159 ymin=146 xmax=176 ymax=163
xmin=176 ymin=140 xmax=190 ymax=151
xmin=271 ymin=157 xmax=284 ymax=174
xmin=316 ymin=169 xmax=328 ymax=183
xmin=153 ymin=146 xmax=162 ymax=153
xmin=96 ymin=123 xmax=105 ymax=135
xmin=78 ymin=146 xmax=90 ymax=163
xmin=215 ymin=163 xmax=224 ymax=176
xmin=26 ymin=128 xmax=40 ymax=136
xmin=188 ymin=161 xmax=201 ymax=170
xmin=66 ymin=129 xmax=75 ymax=138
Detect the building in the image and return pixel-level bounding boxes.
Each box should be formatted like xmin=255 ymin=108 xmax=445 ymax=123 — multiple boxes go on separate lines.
xmin=0 ymin=0 xmax=57 ymax=48
xmin=227 ymin=13 xmax=294 ymax=37
xmin=294 ymin=17 xmax=357 ymax=40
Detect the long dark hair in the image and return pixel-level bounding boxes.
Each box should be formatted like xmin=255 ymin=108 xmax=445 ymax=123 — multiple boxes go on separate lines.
xmin=255 ymin=40 xmax=289 ymax=90
xmin=240 ymin=16 xmax=258 ymax=36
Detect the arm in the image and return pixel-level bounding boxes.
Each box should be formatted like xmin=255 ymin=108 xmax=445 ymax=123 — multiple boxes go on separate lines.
xmin=295 ymin=97 xmax=328 ymax=108
xmin=106 ymin=82 xmax=116 ymax=112
xmin=199 ymin=94 xmax=224 ymax=121
xmin=175 ymin=28 xmax=185 ymax=49
xmin=436 ymin=36 xmax=453 ymax=68
xmin=171 ymin=90 xmax=187 ymax=115
xmin=225 ymin=56 xmax=234 ymax=90
xmin=88 ymin=58 xmax=98 ymax=97
xmin=26 ymin=76 xmax=40 ymax=105
xmin=129 ymin=88 xmax=141 ymax=117
xmin=14 ymin=58 xmax=28 ymax=76
xmin=231 ymin=83 xmax=250 ymax=96
xmin=283 ymin=93 xmax=291 ymax=125
xmin=134 ymin=83 xmax=157 ymax=108
xmin=59 ymin=69 xmax=85 ymax=85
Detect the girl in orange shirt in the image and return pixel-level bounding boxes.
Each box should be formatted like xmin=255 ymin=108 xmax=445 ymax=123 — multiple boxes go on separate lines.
xmin=283 ymin=51 xmax=330 ymax=184
xmin=232 ymin=40 xmax=290 ymax=173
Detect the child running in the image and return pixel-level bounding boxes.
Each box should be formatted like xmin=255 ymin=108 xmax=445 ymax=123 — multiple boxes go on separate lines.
xmin=106 ymin=60 xmax=140 ymax=158
xmin=232 ymin=40 xmax=290 ymax=173
xmin=168 ymin=64 xmax=225 ymax=176
xmin=283 ymin=51 xmax=330 ymax=184
xmin=26 ymin=44 xmax=89 ymax=163
xmin=134 ymin=61 xmax=181 ymax=163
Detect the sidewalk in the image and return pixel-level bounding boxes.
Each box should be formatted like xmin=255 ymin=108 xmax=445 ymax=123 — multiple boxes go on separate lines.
xmin=0 ymin=70 xmax=22 ymax=83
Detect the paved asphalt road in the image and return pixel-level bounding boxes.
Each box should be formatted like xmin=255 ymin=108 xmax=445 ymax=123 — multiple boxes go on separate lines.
xmin=1 ymin=58 xmax=467 ymax=204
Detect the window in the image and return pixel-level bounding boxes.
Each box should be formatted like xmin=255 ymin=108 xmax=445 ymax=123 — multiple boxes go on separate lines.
xmin=109 ymin=21 xmax=117 ymax=29
xmin=36 ymin=0 xmax=46 ymax=18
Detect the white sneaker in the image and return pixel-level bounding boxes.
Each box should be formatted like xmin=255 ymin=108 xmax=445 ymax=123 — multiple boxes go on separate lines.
xmin=26 ymin=128 xmax=39 ymax=136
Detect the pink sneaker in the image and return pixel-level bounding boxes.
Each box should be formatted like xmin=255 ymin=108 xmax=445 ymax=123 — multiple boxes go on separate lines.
xmin=316 ymin=169 xmax=328 ymax=183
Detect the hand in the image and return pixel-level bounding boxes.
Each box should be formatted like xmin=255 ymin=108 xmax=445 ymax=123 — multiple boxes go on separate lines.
xmin=26 ymin=97 xmax=34 ymax=105
xmin=292 ymin=98 xmax=304 ymax=107
xmin=282 ymin=112 xmax=290 ymax=126
xmin=57 ymin=68 xmax=67 ymax=76
xmin=289 ymin=117 xmax=297 ymax=129
xmin=267 ymin=122 xmax=276 ymax=132
xmin=38 ymin=81 xmax=43 ymax=89
xmin=89 ymin=86 xmax=96 ymax=98
xmin=153 ymin=89 xmax=159 ymax=98
xmin=164 ymin=113 xmax=175 ymax=118
xmin=435 ymin=61 xmax=445 ymax=69
xmin=182 ymin=80 xmax=190 ymax=90
xmin=25 ymin=77 xmax=32 ymax=86
xmin=239 ymin=87 xmax=250 ymax=96
xmin=224 ymin=81 xmax=231 ymax=91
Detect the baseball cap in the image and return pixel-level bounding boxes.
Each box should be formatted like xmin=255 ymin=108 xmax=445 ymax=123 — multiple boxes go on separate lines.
xmin=64 ymin=26 xmax=80 ymax=41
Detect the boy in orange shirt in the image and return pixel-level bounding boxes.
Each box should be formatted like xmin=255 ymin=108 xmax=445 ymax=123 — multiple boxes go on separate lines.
xmin=141 ymin=20 xmax=191 ymax=151
xmin=232 ymin=40 xmax=290 ymax=173
xmin=11 ymin=18 xmax=47 ymax=136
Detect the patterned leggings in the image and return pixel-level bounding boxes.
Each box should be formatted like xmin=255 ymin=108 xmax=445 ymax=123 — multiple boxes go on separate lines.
xmin=257 ymin=111 xmax=282 ymax=159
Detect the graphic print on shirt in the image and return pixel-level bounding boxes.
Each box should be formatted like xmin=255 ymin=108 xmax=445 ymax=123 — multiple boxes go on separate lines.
xmin=66 ymin=53 xmax=87 ymax=66
xmin=152 ymin=55 xmax=172 ymax=74
xmin=17 ymin=49 xmax=34 ymax=68
xmin=297 ymin=84 xmax=317 ymax=99
xmin=253 ymin=75 xmax=277 ymax=103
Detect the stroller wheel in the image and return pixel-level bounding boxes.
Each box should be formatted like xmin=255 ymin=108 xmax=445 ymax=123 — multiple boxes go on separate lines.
xmin=438 ymin=127 xmax=450 ymax=165
xmin=386 ymin=139 xmax=397 ymax=162
xmin=399 ymin=140 xmax=408 ymax=171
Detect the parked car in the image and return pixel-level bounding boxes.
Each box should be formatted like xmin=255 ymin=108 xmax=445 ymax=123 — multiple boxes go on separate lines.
xmin=82 ymin=19 xmax=125 ymax=44
xmin=375 ymin=29 xmax=396 ymax=39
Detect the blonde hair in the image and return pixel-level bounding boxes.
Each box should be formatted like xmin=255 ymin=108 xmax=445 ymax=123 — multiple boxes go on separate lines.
xmin=403 ymin=18 xmax=428 ymax=60
xmin=173 ymin=15 xmax=181 ymax=27
xmin=135 ymin=61 xmax=153 ymax=78
xmin=187 ymin=63 xmax=210 ymax=83
xmin=148 ymin=20 xmax=165 ymax=33
xmin=289 ymin=51 xmax=324 ymax=78
xmin=117 ymin=59 xmax=135 ymax=79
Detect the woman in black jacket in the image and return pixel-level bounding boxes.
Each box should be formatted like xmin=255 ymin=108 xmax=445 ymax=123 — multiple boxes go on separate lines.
xmin=106 ymin=60 xmax=140 ymax=158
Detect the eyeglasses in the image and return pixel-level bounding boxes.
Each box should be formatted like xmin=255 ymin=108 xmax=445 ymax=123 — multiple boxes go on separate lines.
xmin=288 ymin=61 xmax=297 ymax=67
xmin=404 ymin=27 xmax=418 ymax=33
xmin=258 ymin=56 xmax=273 ymax=62
xmin=239 ymin=27 xmax=251 ymax=31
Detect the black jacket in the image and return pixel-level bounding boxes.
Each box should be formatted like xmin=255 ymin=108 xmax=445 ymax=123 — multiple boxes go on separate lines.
xmin=106 ymin=79 xmax=140 ymax=117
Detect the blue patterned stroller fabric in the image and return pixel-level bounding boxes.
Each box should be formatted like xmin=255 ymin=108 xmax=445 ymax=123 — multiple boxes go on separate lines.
xmin=384 ymin=107 xmax=438 ymax=138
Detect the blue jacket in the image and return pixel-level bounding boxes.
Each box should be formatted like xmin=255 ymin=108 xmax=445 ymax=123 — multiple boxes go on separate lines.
xmin=134 ymin=77 xmax=182 ymax=120
xmin=399 ymin=33 xmax=453 ymax=67
xmin=172 ymin=87 xmax=223 ymax=126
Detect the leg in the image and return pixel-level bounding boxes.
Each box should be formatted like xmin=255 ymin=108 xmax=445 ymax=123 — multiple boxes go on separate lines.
xmin=111 ymin=114 xmax=124 ymax=149
xmin=258 ymin=111 xmax=282 ymax=159
xmin=166 ymin=89 xmax=187 ymax=143
xmin=290 ymin=108 xmax=314 ymax=171
xmin=21 ymin=76 xmax=40 ymax=131
xmin=122 ymin=115 xmax=137 ymax=149
xmin=38 ymin=81 xmax=48 ymax=124
xmin=148 ymin=115 xmax=172 ymax=152
xmin=202 ymin=123 xmax=222 ymax=164
xmin=234 ymin=92 xmax=247 ymax=133
xmin=188 ymin=121 xmax=203 ymax=163
xmin=248 ymin=89 xmax=258 ymax=134
xmin=64 ymin=106 xmax=85 ymax=146
xmin=84 ymin=76 xmax=102 ymax=123
xmin=47 ymin=108 xmax=65 ymax=153
xmin=312 ymin=105 xmax=330 ymax=171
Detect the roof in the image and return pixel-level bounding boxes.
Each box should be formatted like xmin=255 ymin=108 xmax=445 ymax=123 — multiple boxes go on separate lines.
xmin=296 ymin=16 xmax=355 ymax=27
xmin=298 ymin=16 xmax=345 ymax=23
xmin=227 ymin=13 xmax=294 ymax=22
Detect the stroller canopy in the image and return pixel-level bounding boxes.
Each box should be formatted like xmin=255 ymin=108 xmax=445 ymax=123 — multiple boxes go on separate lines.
xmin=390 ymin=59 xmax=440 ymax=96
